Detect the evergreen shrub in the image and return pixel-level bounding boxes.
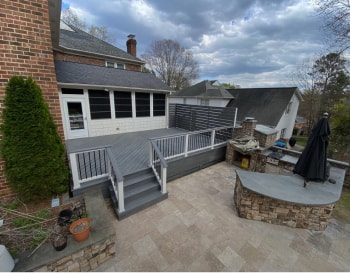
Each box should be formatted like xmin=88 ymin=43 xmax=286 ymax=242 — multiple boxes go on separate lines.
xmin=1 ymin=76 xmax=69 ymax=202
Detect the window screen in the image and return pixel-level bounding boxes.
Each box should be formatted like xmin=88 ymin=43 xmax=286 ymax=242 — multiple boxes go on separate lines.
xmin=135 ymin=92 xmax=150 ymax=117
xmin=88 ymin=90 xmax=111 ymax=119
xmin=153 ymin=93 xmax=166 ymax=116
xmin=114 ymin=91 xmax=132 ymax=118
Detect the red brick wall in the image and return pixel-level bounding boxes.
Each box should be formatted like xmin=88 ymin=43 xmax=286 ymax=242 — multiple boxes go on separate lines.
xmin=54 ymin=51 xmax=142 ymax=72
xmin=0 ymin=0 xmax=63 ymax=198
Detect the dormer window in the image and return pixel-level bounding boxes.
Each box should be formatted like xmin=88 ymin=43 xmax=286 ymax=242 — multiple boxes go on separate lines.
xmin=105 ymin=61 xmax=125 ymax=70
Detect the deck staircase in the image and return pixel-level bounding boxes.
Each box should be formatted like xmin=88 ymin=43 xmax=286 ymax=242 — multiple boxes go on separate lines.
xmin=109 ymin=167 xmax=168 ymax=220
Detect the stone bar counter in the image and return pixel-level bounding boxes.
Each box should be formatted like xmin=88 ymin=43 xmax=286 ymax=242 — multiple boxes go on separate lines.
xmin=234 ymin=168 xmax=345 ymax=231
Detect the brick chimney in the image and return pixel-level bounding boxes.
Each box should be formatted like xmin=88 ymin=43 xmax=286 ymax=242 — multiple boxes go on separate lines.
xmin=126 ymin=34 xmax=137 ymax=57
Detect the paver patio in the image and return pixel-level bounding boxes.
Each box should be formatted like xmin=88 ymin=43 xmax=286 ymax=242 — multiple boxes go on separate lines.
xmin=93 ymin=162 xmax=350 ymax=272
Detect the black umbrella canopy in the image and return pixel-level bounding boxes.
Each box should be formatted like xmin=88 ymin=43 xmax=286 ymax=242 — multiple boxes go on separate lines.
xmin=293 ymin=113 xmax=331 ymax=183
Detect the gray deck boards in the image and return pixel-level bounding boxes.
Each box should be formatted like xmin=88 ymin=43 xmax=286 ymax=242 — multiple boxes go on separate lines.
xmin=66 ymin=128 xmax=187 ymax=176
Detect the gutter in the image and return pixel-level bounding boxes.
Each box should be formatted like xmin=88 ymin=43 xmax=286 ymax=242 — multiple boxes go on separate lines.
xmin=57 ymin=82 xmax=172 ymax=94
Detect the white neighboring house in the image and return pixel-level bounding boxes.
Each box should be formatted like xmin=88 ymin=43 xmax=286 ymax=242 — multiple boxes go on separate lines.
xmin=170 ymin=80 xmax=234 ymax=107
xmin=226 ymin=87 xmax=303 ymax=140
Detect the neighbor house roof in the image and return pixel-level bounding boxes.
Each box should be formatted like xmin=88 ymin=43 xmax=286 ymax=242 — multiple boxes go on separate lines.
xmin=226 ymin=87 xmax=301 ymax=127
xmin=55 ymin=61 xmax=171 ymax=92
xmin=58 ymin=21 xmax=144 ymax=64
xmin=172 ymin=80 xmax=234 ymax=99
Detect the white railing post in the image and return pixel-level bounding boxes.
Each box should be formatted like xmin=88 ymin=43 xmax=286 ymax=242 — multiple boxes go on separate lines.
xmin=117 ymin=180 xmax=125 ymax=213
xmin=161 ymin=166 xmax=167 ymax=194
xmin=149 ymin=141 xmax=153 ymax=167
xmin=184 ymin=134 xmax=189 ymax=157
xmin=69 ymin=153 xmax=81 ymax=190
xmin=210 ymin=129 xmax=215 ymax=149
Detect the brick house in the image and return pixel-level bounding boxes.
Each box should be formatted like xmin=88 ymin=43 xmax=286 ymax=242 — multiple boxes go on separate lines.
xmin=0 ymin=0 xmax=171 ymax=199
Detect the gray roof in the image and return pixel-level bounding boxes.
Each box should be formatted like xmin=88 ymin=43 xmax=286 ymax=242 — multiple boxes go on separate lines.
xmin=55 ymin=61 xmax=171 ymax=92
xmin=172 ymin=80 xmax=234 ymax=99
xmin=59 ymin=22 xmax=143 ymax=64
xmin=226 ymin=87 xmax=299 ymax=127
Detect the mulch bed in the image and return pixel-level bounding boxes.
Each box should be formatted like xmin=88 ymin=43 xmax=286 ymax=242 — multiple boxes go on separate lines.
xmin=0 ymin=196 xmax=86 ymax=257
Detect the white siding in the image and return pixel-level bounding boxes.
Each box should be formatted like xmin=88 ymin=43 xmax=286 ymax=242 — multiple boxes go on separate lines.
xmin=169 ymin=97 xmax=230 ymax=107
xmin=275 ymin=93 xmax=300 ymax=139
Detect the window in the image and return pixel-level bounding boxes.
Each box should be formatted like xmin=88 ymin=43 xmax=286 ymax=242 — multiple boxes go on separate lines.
xmin=88 ymin=90 xmax=111 ymax=119
xmin=285 ymin=101 xmax=292 ymax=114
xmin=114 ymin=91 xmax=132 ymax=118
xmin=105 ymin=61 xmax=125 ymax=70
xmin=280 ymin=128 xmax=286 ymax=138
xmin=116 ymin=63 xmax=125 ymax=69
xmin=106 ymin=61 xmax=114 ymax=68
xmin=153 ymin=93 xmax=166 ymax=116
xmin=135 ymin=92 xmax=150 ymax=117
xmin=61 ymin=88 xmax=84 ymax=95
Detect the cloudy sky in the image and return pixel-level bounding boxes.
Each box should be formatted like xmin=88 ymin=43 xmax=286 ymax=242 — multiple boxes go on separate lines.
xmin=61 ymin=0 xmax=328 ymax=88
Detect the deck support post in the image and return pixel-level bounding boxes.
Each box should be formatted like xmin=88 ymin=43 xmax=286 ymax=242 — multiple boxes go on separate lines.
xmin=149 ymin=141 xmax=153 ymax=167
xmin=184 ymin=134 xmax=189 ymax=157
xmin=210 ymin=129 xmax=215 ymax=149
xmin=117 ymin=180 xmax=125 ymax=213
xmin=161 ymin=167 xmax=167 ymax=194
xmin=69 ymin=153 xmax=80 ymax=190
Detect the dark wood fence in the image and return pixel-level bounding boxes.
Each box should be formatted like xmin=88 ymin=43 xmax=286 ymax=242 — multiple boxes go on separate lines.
xmin=169 ymin=104 xmax=237 ymax=131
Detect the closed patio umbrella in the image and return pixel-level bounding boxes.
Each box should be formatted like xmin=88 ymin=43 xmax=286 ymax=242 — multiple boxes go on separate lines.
xmin=293 ymin=113 xmax=331 ymax=187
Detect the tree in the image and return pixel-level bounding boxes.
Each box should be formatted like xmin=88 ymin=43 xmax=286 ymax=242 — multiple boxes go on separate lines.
xmin=328 ymin=98 xmax=350 ymax=161
xmin=314 ymin=0 xmax=350 ymax=52
xmin=312 ymin=53 xmax=349 ymax=114
xmin=221 ymin=83 xmax=236 ymax=89
xmin=0 ymin=76 xmax=69 ymax=202
xmin=61 ymin=8 xmax=115 ymax=44
xmin=141 ymin=39 xmax=200 ymax=90
xmin=298 ymin=89 xmax=322 ymax=135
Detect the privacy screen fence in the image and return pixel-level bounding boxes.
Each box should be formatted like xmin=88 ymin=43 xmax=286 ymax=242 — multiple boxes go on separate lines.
xmin=169 ymin=104 xmax=237 ymax=131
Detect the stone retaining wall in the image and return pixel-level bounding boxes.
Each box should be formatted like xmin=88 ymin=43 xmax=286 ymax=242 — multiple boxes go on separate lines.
xmin=234 ymin=178 xmax=335 ymax=231
xmin=35 ymin=235 xmax=116 ymax=272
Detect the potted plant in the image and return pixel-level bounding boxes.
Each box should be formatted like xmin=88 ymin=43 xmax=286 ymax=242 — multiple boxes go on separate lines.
xmin=69 ymin=218 xmax=91 ymax=242
xmin=51 ymin=225 xmax=67 ymax=251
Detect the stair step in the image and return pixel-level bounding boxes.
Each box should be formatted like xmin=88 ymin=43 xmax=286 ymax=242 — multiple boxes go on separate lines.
xmin=124 ymin=180 xmax=160 ymax=201
xmin=124 ymin=170 xmax=156 ymax=190
xmin=120 ymin=191 xmax=168 ymax=219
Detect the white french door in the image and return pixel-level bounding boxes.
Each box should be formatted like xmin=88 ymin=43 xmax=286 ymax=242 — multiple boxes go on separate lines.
xmin=63 ymin=98 xmax=88 ymax=139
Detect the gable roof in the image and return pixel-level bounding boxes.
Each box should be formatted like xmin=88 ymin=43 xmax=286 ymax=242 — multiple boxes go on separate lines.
xmin=58 ymin=21 xmax=144 ymax=64
xmin=172 ymin=80 xmax=234 ymax=99
xmin=55 ymin=61 xmax=171 ymax=92
xmin=226 ymin=87 xmax=300 ymax=127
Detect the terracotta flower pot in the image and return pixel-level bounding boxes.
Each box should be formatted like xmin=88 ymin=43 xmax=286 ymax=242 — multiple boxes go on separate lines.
xmin=69 ymin=218 xmax=91 ymax=242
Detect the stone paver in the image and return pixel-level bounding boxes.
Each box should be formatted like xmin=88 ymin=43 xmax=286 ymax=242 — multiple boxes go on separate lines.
xmin=93 ymin=162 xmax=350 ymax=272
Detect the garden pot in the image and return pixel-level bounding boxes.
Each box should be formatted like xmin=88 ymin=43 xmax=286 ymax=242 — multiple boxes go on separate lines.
xmin=57 ymin=209 xmax=73 ymax=226
xmin=52 ymin=234 xmax=67 ymax=251
xmin=69 ymin=218 xmax=91 ymax=242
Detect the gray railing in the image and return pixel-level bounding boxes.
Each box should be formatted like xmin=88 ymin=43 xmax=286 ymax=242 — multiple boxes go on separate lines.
xmin=150 ymin=126 xmax=234 ymax=160
xmin=149 ymin=140 xmax=167 ymax=194
xmin=68 ymin=146 xmax=125 ymax=213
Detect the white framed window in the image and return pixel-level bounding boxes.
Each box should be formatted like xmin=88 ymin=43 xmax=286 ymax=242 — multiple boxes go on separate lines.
xmin=105 ymin=61 xmax=125 ymax=70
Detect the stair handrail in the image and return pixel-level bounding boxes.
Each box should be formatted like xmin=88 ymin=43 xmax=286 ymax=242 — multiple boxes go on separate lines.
xmin=149 ymin=139 xmax=168 ymax=194
xmin=106 ymin=147 xmax=125 ymax=213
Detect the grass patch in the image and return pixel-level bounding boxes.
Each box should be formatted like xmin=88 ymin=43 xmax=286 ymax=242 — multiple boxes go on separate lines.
xmin=294 ymin=136 xmax=308 ymax=147
xmin=332 ymin=188 xmax=350 ymax=223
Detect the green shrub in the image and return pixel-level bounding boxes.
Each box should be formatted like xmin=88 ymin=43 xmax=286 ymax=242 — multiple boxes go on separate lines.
xmin=0 ymin=76 xmax=69 ymax=202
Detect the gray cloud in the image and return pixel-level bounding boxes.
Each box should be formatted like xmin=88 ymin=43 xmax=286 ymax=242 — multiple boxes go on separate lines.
xmin=63 ymin=0 xmax=326 ymax=87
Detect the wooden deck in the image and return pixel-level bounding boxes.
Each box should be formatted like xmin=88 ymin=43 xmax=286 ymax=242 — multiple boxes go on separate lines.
xmin=66 ymin=128 xmax=187 ymax=176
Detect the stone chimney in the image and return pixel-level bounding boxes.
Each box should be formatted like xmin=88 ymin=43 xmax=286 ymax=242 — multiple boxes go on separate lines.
xmin=241 ymin=117 xmax=257 ymax=137
xmin=126 ymin=34 xmax=137 ymax=57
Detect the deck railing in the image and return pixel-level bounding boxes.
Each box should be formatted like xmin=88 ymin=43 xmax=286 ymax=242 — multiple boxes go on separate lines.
xmin=68 ymin=146 xmax=125 ymax=213
xmin=149 ymin=140 xmax=168 ymax=194
xmin=148 ymin=126 xmax=234 ymax=192
xmin=150 ymin=126 xmax=234 ymax=160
